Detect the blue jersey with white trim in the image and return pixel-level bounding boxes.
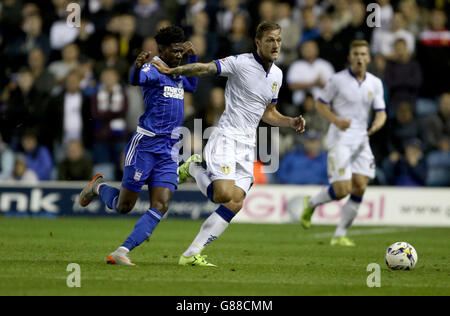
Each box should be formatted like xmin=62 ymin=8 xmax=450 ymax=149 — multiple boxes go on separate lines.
xmin=129 ymin=56 xmax=198 ymax=138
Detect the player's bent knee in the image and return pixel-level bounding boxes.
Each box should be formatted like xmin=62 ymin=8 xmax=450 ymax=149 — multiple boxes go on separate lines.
xmin=333 ymin=184 xmax=352 ymax=199
xmin=151 ymin=200 xmax=170 ymax=214
xmin=116 ymin=203 xmax=134 ymax=214
xmin=213 ymin=190 xmax=233 ymax=204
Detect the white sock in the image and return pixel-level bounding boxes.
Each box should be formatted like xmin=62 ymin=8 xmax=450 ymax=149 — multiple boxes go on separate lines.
xmin=189 ymin=163 xmax=212 ymax=197
xmin=183 ymin=212 xmax=229 ymax=257
xmin=309 ymin=186 xmax=333 ymax=209
xmin=334 ymin=198 xmax=361 ymax=237
xmin=117 ymin=246 xmax=129 ymax=254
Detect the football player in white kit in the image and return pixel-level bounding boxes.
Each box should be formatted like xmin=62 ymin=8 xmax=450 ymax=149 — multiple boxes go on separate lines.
xmin=301 ymin=40 xmax=387 ymax=246
xmin=152 ymin=21 xmax=306 ymax=266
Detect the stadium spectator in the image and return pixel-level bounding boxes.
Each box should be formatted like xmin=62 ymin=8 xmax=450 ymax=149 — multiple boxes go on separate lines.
xmin=417 ymin=9 xmax=450 ymax=98
xmin=257 ymin=0 xmax=277 ymax=24
xmin=5 ymin=153 xmax=39 ymax=184
xmin=387 ymin=101 xmax=422 ymax=155
xmin=74 ymin=18 xmax=99 ymax=60
xmin=337 ymin=0 xmax=373 ymax=48
xmin=114 ymin=14 xmax=143 ymax=64
xmin=21 ymin=130 xmax=53 ymax=181
xmin=382 ymin=138 xmax=427 ymax=186
xmin=0 ymin=132 xmax=15 ymax=181
xmin=5 ymin=13 xmax=50 ymax=70
xmin=398 ymin=0 xmax=422 ymax=37
xmin=205 ymin=87 xmax=226 ymax=128
xmin=300 ymin=7 xmax=320 ymax=44
xmin=43 ymin=70 xmax=93 ymax=154
xmin=216 ymin=0 xmax=250 ymax=35
xmin=330 ymin=0 xmax=352 ymax=33
xmin=227 ymin=13 xmax=254 ymax=55
xmin=316 ymin=13 xmax=347 ymax=72
xmin=287 ymin=40 xmax=335 ymax=106
xmin=48 ymin=8 xmax=79 ymax=51
xmin=277 ymin=130 xmax=328 ymax=185
xmin=27 ymin=48 xmax=55 ymax=97
xmin=300 ymin=93 xmax=329 ymax=139
xmin=422 ymin=92 xmax=450 ymax=152
xmin=376 ymin=0 xmax=394 ymax=30
xmin=58 ymin=140 xmax=93 ymax=181
xmin=133 ymin=0 xmax=168 ymax=38
xmin=275 ymin=1 xmax=301 ymax=68
xmin=94 ymin=35 xmax=130 ymax=84
xmin=190 ymin=11 xmax=220 ymax=59
xmin=90 ymin=68 xmax=128 ymax=175
xmin=1 ymin=68 xmax=46 ymax=144
xmin=371 ymin=12 xmax=415 ymax=59
xmin=48 ymin=43 xmax=80 ymax=84
xmin=384 ymin=38 xmax=422 ymax=116
xmin=425 ymin=137 xmax=450 ymax=186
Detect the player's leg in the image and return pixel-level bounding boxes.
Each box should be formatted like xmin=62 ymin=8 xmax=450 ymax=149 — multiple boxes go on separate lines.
xmin=301 ymin=145 xmax=353 ymax=228
xmin=180 ymin=184 xmax=245 ymax=266
xmin=333 ymin=174 xmax=369 ymax=241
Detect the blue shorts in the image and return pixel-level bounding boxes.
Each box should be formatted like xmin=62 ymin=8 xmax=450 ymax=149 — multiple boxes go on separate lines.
xmin=121 ymin=132 xmax=180 ymax=193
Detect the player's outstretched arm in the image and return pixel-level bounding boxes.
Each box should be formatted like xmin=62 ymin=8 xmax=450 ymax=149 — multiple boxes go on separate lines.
xmin=367 ymin=110 xmax=387 ymax=136
xmin=151 ymin=60 xmax=218 ymax=77
xmin=129 ymin=51 xmax=153 ymax=86
xmin=262 ymin=103 xmax=306 ymax=133
xmin=315 ymin=100 xmax=351 ymax=131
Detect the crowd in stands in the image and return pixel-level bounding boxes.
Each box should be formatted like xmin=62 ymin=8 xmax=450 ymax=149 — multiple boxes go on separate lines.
xmin=0 ymin=0 xmax=449 ymax=187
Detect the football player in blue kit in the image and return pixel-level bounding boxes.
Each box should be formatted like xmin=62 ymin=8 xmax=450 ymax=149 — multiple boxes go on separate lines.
xmin=79 ymin=26 xmax=199 ymax=265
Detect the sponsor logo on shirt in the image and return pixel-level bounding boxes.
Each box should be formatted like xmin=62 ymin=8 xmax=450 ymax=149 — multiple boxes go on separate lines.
xmin=163 ymin=86 xmax=184 ymax=100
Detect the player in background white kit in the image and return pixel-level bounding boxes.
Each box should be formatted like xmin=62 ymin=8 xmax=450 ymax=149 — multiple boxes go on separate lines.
xmin=152 ymin=21 xmax=306 ymax=266
xmin=301 ymin=40 xmax=387 ymax=246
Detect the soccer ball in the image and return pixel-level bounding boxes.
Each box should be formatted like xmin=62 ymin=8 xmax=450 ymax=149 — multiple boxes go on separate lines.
xmin=385 ymin=242 xmax=418 ymax=270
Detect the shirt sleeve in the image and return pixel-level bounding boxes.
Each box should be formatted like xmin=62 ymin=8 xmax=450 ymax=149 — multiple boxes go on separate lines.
xmin=214 ymin=55 xmax=240 ymax=77
xmin=129 ymin=63 xmax=159 ymax=86
xmin=318 ymin=76 xmax=338 ymax=105
xmin=373 ymin=78 xmax=386 ymax=111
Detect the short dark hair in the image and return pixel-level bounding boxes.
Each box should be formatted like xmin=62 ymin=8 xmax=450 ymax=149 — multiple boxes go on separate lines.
xmin=255 ymin=21 xmax=281 ymax=40
xmin=350 ymin=39 xmax=370 ymax=52
xmin=155 ymin=26 xmax=185 ymax=47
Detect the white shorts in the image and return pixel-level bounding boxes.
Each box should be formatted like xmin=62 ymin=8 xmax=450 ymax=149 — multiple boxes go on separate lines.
xmin=327 ymin=140 xmax=376 ymax=183
xmin=203 ymin=130 xmax=255 ymax=194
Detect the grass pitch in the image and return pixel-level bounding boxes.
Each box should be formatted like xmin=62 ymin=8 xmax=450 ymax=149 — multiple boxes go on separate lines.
xmin=0 ymin=217 xmax=448 ymax=296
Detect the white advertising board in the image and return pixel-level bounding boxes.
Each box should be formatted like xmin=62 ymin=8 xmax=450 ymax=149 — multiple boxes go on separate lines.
xmin=234 ymin=185 xmax=450 ymax=227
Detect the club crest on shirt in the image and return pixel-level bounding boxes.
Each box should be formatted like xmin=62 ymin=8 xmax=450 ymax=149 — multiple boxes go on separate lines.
xmin=368 ymin=91 xmax=373 ymax=99
xmin=142 ymin=64 xmax=151 ymax=72
xmin=272 ymin=82 xmax=278 ymax=93
xmin=221 ymin=165 xmax=231 ymax=175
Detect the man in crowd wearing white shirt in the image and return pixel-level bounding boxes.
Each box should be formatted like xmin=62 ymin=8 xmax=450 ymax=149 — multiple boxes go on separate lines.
xmin=287 ymin=40 xmax=335 ymax=106
xmin=301 ymin=40 xmax=387 ymax=246
xmin=152 ymin=21 xmax=306 ymax=266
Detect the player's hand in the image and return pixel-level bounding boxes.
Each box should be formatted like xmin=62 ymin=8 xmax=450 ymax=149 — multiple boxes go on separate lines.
xmin=183 ymin=41 xmax=197 ymax=56
xmin=135 ymin=51 xmax=152 ymax=69
xmin=334 ymin=118 xmax=351 ymax=131
xmin=290 ymin=115 xmax=306 ymax=133
xmin=367 ymin=123 xmax=381 ymax=136
xmin=151 ymin=59 xmax=176 ymax=75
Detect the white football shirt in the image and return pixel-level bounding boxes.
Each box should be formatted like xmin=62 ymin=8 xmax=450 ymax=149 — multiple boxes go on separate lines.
xmin=318 ymin=69 xmax=386 ymax=148
xmin=214 ymin=53 xmax=283 ymax=145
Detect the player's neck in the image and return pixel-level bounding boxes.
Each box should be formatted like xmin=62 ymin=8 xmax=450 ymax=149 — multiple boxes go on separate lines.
xmin=349 ymin=67 xmax=366 ymax=83
xmin=255 ymin=50 xmax=273 ymax=72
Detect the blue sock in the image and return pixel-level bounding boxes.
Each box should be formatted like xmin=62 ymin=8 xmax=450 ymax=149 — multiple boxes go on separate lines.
xmin=350 ymin=194 xmax=363 ymax=203
xmin=206 ymin=183 xmax=214 ymax=203
xmin=98 ymin=184 xmax=120 ymax=211
xmin=328 ymin=185 xmax=339 ymax=201
xmin=122 ymin=208 xmax=163 ymax=251
xmin=215 ymin=205 xmax=235 ymax=223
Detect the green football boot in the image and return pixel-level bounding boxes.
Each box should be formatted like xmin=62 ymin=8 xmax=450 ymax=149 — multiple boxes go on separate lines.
xmin=300 ymin=196 xmax=315 ymax=229
xmin=178 ymin=254 xmax=217 ymax=267
xmin=330 ymin=236 xmax=356 ymax=247
xmin=178 ymin=154 xmax=202 ymax=185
